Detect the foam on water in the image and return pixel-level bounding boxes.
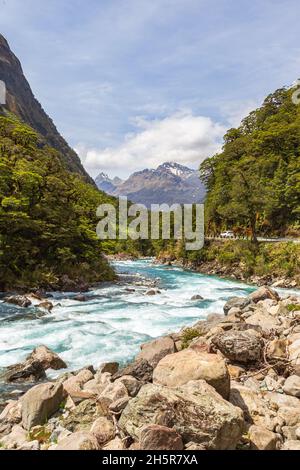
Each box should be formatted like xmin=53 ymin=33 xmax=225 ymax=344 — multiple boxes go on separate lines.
xmin=0 ymin=259 xmax=297 ymax=374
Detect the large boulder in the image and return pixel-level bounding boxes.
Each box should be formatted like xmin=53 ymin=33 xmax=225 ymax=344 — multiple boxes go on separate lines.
xmin=115 ymin=375 xmax=142 ymax=397
xmin=27 ymin=346 xmax=67 ymax=371
xmin=62 ymin=369 xmax=95 ymax=401
xmin=153 ymin=349 xmax=230 ymax=399
xmin=112 ymin=359 xmax=153 ymax=383
xmin=3 ymin=360 xmax=46 ymax=383
xmin=229 ymin=383 xmax=277 ymax=430
xmin=211 ymin=330 xmax=263 ymax=364
xmin=90 ymin=417 xmax=115 ymax=445
xmin=223 ymin=297 xmax=250 ymax=315
xmin=0 ymin=400 xmax=22 ymax=438
xmin=245 ymin=310 xmax=280 ymax=334
xmin=0 ymin=425 xmax=32 ymax=450
xmin=54 ymin=431 xmax=101 ymax=450
xmin=119 ymin=381 xmax=244 ymax=450
xmin=249 ymin=286 xmax=280 ymax=304
xmin=62 ymin=399 xmax=107 ymax=432
xmin=248 ymin=425 xmax=279 ymax=450
xmin=266 ymin=392 xmax=300 ymax=427
xmin=283 ymin=375 xmax=300 ymax=398
xmin=140 ymin=424 xmax=183 ymax=450
xmin=21 ymin=382 xmax=64 ymax=430
xmin=136 ymin=336 xmax=176 ymax=368
xmin=98 ymin=362 xmax=119 ymax=375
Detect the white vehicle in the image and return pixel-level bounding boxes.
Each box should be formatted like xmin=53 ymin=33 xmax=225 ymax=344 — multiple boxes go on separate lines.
xmin=220 ymin=230 xmax=234 ymax=238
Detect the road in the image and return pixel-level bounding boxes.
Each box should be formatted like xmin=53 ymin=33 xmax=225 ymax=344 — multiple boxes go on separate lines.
xmin=205 ymin=236 xmax=300 ymax=243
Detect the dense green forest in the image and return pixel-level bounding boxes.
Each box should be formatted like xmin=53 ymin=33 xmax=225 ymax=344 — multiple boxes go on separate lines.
xmin=200 ymin=87 xmax=300 ymax=240
xmin=0 ymin=113 xmax=115 ymax=290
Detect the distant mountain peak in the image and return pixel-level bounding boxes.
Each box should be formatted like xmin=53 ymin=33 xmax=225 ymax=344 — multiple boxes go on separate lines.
xmin=94 ymin=161 xmax=205 ymax=207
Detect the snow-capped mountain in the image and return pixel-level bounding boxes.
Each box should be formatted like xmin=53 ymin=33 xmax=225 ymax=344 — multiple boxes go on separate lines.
xmin=95 ymin=162 xmax=206 ymax=208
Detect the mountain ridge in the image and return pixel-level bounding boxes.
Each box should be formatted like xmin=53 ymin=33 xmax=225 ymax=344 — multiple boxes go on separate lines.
xmin=95 ymin=161 xmax=206 ymax=207
xmin=0 ymin=34 xmax=94 ymax=185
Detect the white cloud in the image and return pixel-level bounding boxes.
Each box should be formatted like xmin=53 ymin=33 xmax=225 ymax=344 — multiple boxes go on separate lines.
xmin=76 ymin=111 xmax=225 ymax=178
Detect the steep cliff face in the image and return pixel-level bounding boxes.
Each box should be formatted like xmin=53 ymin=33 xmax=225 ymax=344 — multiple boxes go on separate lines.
xmin=0 ymin=34 xmax=93 ymax=184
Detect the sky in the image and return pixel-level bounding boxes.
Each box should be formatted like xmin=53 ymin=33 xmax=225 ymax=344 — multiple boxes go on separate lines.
xmin=0 ymin=0 xmax=299 ymax=178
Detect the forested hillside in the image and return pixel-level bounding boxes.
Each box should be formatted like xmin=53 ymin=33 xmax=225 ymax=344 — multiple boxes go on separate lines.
xmin=0 ymin=113 xmax=115 ymax=290
xmin=200 ymin=87 xmax=300 ymax=240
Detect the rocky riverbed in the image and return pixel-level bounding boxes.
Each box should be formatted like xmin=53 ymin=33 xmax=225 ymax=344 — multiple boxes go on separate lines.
xmin=0 ymin=285 xmax=300 ymax=450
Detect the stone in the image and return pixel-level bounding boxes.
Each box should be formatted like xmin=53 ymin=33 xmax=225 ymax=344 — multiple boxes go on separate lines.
xmin=102 ymin=437 xmax=125 ymax=450
xmin=21 ymin=382 xmax=64 ymax=430
xmin=99 ymin=362 xmax=119 ymax=375
xmin=223 ymin=297 xmax=250 ymax=315
xmin=98 ymin=381 xmax=128 ymax=407
xmin=19 ymin=439 xmax=40 ymax=450
xmin=145 ymin=289 xmax=161 ymax=296
xmin=211 ymin=330 xmax=263 ymax=363
xmin=140 ymin=424 xmax=183 ymax=450
xmin=249 ymin=286 xmax=280 ymax=303
xmin=288 ymin=337 xmax=300 ymax=367
xmin=115 ymin=375 xmax=141 ymax=397
xmin=54 ymin=431 xmax=101 ymax=450
xmin=191 ymin=295 xmax=204 ymax=301
xmin=185 ymin=442 xmax=206 ymax=450
xmin=73 ymin=294 xmax=88 ymax=302
xmin=90 ymin=417 xmax=115 ymax=445
xmin=62 ymin=399 xmax=107 ymax=432
xmin=266 ymin=392 xmax=300 ymax=427
xmin=109 ymin=396 xmax=130 ymax=414
xmin=227 ymin=364 xmax=245 ymax=380
xmin=3 ymin=359 xmax=46 ymax=383
xmin=4 ymin=295 xmax=31 ymax=308
xmin=153 ymin=349 xmax=230 ymax=399
xmin=0 ymin=425 xmax=30 ymax=449
xmin=282 ymin=440 xmax=300 ymax=450
xmin=27 ymin=345 xmax=67 ymax=370
xmin=230 ymin=383 xmax=276 ymax=430
xmin=119 ymin=381 xmax=244 ymax=450
xmin=248 ymin=425 xmax=279 ymax=450
xmin=63 ymin=369 xmax=95 ymax=400
xmin=283 ymin=375 xmax=300 ymax=398
xmin=245 ymin=311 xmax=280 ymax=334
xmin=0 ymin=400 xmax=22 ymax=426
xmin=38 ymin=301 xmax=53 ymax=312
xmin=266 ymin=339 xmax=288 ymax=360
xmin=112 ymin=359 xmax=153 ymax=383
xmin=136 ymin=336 xmax=176 ymax=368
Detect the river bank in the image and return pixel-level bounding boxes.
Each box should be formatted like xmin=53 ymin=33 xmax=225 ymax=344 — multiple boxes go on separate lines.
xmin=156 ymin=240 xmax=300 ymax=289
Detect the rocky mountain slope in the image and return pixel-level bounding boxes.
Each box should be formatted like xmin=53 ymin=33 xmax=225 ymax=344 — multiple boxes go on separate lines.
xmin=95 ymin=162 xmax=206 ymax=207
xmin=0 ymin=34 xmax=93 ymax=185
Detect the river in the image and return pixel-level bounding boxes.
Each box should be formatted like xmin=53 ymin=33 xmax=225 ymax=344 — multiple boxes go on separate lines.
xmin=0 ymin=259 xmax=296 ymax=376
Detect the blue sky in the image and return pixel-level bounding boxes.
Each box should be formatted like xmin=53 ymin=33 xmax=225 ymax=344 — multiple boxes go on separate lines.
xmin=0 ymin=0 xmax=299 ymax=177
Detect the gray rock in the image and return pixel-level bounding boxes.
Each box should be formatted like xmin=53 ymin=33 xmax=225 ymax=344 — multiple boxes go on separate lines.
xmin=211 ymin=330 xmax=263 ymax=364
xmin=140 ymin=424 xmax=183 ymax=450
xmin=153 ymin=349 xmax=230 ymax=399
xmin=21 ymin=382 xmax=64 ymax=430
xmin=119 ymin=381 xmax=244 ymax=450
xmin=283 ymin=375 xmax=300 ymax=398
xmin=223 ymin=297 xmax=250 ymax=315
xmin=112 ymin=359 xmax=153 ymax=383
xmin=136 ymin=336 xmax=176 ymax=368
xmin=4 ymin=295 xmax=31 ymax=308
